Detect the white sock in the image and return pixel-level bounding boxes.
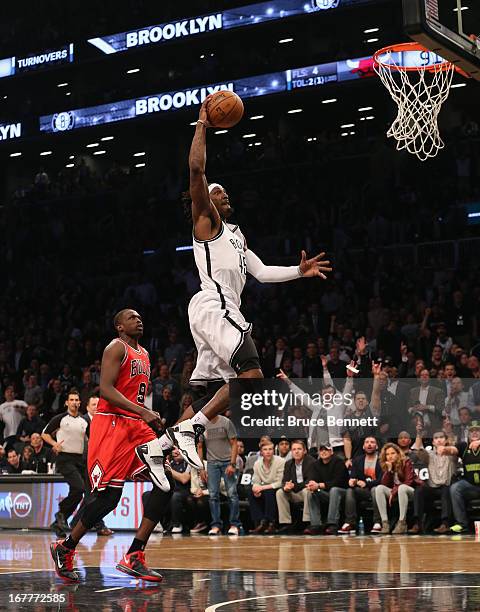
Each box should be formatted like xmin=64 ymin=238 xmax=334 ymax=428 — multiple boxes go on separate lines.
xmin=191 ymin=412 xmax=210 ymax=427
xmin=159 ymin=434 xmax=173 ymax=451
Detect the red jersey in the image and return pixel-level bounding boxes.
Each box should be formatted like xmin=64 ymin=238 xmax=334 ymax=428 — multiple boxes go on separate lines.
xmin=97 ymin=338 xmax=151 ymax=418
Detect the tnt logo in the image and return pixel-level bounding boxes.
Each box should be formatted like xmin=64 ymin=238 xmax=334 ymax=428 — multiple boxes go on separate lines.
xmin=13 ymin=493 xmax=32 ymax=518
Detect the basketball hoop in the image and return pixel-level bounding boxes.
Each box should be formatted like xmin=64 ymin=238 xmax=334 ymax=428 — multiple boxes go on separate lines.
xmin=373 ymin=42 xmax=465 ymax=161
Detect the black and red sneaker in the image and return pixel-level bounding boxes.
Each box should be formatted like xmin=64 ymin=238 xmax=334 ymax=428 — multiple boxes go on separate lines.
xmin=50 ymin=541 xmax=79 ymax=582
xmin=116 ymin=551 xmax=163 ymax=582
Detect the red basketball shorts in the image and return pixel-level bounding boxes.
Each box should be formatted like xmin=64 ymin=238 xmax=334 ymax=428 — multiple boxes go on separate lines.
xmin=87 ymin=413 xmax=156 ymax=491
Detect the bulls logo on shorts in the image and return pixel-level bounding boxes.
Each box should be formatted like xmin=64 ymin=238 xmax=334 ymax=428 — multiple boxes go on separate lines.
xmin=90 ymin=462 xmax=104 ymax=490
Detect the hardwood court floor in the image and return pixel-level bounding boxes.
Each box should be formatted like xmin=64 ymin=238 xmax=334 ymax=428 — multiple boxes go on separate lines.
xmin=0 ymin=532 xmax=479 ymax=610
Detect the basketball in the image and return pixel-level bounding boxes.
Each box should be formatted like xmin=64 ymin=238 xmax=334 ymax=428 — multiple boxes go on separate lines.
xmin=206 ymin=91 xmax=244 ymax=128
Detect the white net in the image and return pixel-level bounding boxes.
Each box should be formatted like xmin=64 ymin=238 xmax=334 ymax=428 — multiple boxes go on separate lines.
xmin=374 ymin=51 xmax=455 ymax=161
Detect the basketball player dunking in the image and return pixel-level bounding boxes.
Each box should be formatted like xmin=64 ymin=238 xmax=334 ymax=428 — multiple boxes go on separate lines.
xmin=50 ymin=309 xmax=172 ymax=583
xmin=131 ymin=96 xmax=332 ymax=472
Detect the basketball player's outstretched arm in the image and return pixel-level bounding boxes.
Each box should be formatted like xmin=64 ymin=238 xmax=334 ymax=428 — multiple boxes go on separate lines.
xmin=100 ymin=341 xmax=162 ymax=429
xmin=189 ymin=97 xmax=221 ymax=241
xmin=245 ymin=248 xmax=332 ymax=282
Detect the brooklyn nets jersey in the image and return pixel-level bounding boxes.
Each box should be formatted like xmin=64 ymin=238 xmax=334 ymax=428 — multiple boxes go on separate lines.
xmin=189 ymin=221 xmax=251 ymax=384
xmin=193 ymin=221 xmax=247 ymax=309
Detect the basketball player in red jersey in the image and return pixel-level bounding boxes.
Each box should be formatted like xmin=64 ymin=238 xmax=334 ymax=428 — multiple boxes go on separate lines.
xmin=50 ymin=309 xmax=171 ymax=583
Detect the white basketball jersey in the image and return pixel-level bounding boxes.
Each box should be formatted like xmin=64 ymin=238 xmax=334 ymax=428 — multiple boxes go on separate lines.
xmin=193 ymin=222 xmax=246 ymax=308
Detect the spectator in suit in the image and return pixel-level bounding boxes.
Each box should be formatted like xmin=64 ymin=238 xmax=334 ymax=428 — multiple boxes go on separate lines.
xmin=263 ymin=337 xmax=291 ymax=378
xmin=407 ymin=369 xmax=445 ymax=436
xmin=43 ymin=379 xmax=65 ymax=420
xmin=371 ymin=364 xmax=407 ymax=440
xmin=303 ymin=342 xmax=323 ymax=379
xmin=441 ymin=364 xmax=457 ymax=396
xmin=276 ymin=440 xmax=315 ymax=533
xmin=338 ymin=436 xmax=383 ymax=534
xmin=455 ymin=407 xmax=472 ymax=444
xmin=384 ymin=364 xmax=410 ymax=414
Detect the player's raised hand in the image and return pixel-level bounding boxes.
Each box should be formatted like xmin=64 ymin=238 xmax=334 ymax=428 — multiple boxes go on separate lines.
xmin=298 ymin=250 xmax=332 ymax=279
xmin=198 ymin=95 xmax=213 ymax=127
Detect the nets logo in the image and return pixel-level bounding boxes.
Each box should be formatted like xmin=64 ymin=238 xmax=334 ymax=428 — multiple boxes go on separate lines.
xmin=52 ymin=112 xmax=74 ymax=132
xmin=312 ymin=0 xmax=340 ymax=8
xmin=0 ymin=492 xmax=32 ymax=518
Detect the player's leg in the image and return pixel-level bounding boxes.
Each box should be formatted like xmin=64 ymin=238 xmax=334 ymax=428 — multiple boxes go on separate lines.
xmin=50 ymin=486 xmax=122 ymax=582
xmin=177 ymin=380 xmax=226 ymax=423
xmin=50 ymin=415 xmax=131 ymax=582
xmin=116 ymin=482 xmax=173 ymax=581
xmin=161 ymin=333 xmax=262 ymax=467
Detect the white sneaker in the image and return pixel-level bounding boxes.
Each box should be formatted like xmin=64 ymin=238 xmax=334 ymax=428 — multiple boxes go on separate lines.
xmin=166 ymin=421 xmax=203 ymax=469
xmin=171 ymin=524 xmax=183 ymax=534
xmin=153 ymin=522 xmax=164 ymax=533
xmin=227 ymin=526 xmax=239 ymax=536
xmin=208 ymin=527 xmax=221 ymax=535
xmin=370 ymin=522 xmax=382 ymax=534
xmin=135 ymin=439 xmax=170 ymax=492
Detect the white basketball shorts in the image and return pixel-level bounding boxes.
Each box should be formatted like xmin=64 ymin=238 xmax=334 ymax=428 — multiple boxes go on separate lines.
xmin=188 ymin=291 xmax=252 ymax=384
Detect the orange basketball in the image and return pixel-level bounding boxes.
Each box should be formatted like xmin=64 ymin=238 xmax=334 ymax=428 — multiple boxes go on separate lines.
xmin=206 ymin=91 xmax=244 ymax=128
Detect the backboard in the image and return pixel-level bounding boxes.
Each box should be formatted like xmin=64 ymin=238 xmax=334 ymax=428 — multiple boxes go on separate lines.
xmin=403 ymin=0 xmax=480 ymax=80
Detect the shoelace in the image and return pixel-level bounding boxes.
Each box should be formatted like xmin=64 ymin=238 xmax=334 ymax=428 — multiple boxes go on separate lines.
xmin=130 ymin=551 xmax=146 ymax=569
xmin=63 ymin=548 xmax=76 ymax=571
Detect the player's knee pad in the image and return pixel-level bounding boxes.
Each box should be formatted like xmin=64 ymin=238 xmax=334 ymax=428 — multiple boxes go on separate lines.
xmin=81 ymin=487 xmax=122 ymax=529
xmin=191 ymin=380 xmax=225 ymax=414
xmin=143 ymin=482 xmax=173 ymax=523
xmin=231 ymin=334 xmax=261 ymax=375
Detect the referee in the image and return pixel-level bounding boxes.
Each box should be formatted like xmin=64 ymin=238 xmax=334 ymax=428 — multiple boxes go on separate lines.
xmin=42 ymin=389 xmax=88 ymax=538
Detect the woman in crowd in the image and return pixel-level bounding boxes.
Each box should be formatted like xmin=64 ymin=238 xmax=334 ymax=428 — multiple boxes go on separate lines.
xmin=375 ymin=443 xmax=423 ymax=534
xmin=21 ymin=444 xmax=35 ymax=470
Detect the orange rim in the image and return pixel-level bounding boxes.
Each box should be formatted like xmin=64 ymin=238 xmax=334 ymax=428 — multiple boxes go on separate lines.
xmin=373 ymin=42 xmax=455 ymax=73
